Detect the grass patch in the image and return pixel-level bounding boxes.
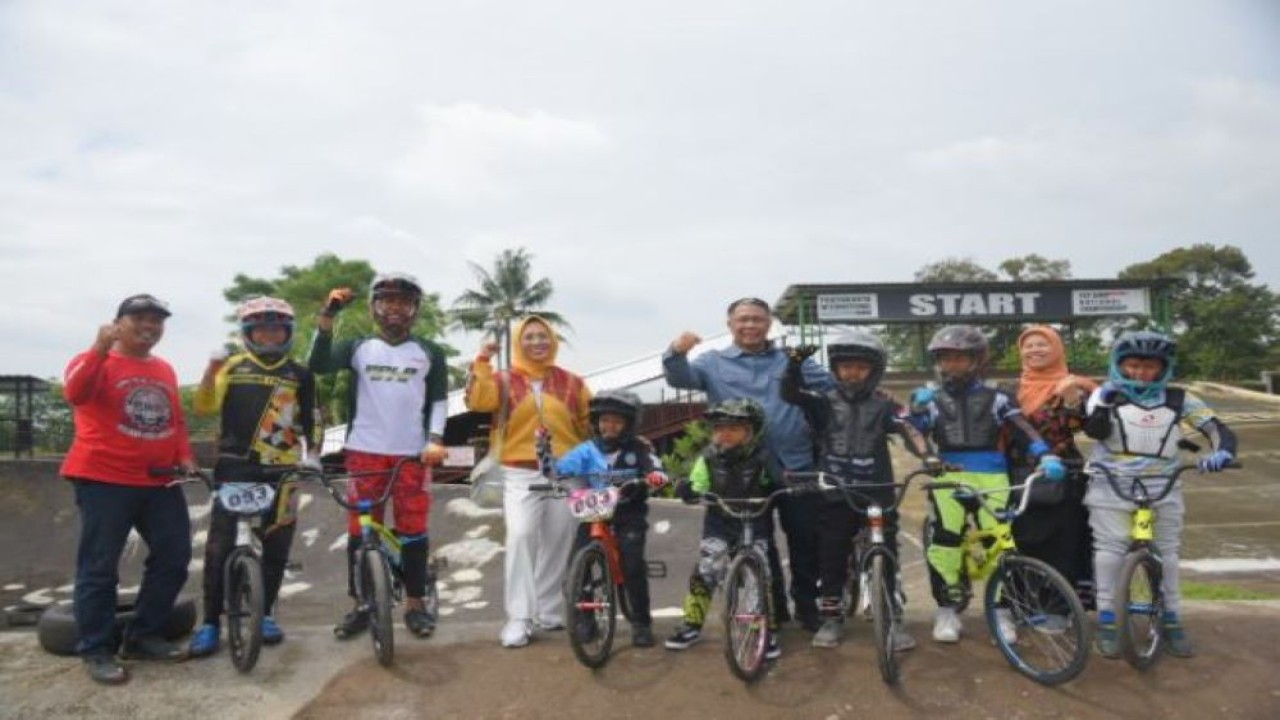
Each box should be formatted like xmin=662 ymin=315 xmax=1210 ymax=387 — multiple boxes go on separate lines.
xmin=1182 ymin=581 xmax=1278 ymax=601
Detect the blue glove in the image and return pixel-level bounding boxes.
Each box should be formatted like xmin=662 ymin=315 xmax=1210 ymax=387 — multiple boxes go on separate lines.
xmin=1098 ymin=381 xmax=1123 ymax=405
xmin=910 ymin=387 xmax=935 ymax=410
xmin=1028 ymin=440 xmax=1051 ymax=458
xmin=1198 ymin=450 xmax=1233 ymax=473
xmin=1037 ymin=454 xmax=1066 ymax=481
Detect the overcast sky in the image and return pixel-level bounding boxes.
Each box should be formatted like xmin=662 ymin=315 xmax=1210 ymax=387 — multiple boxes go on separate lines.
xmin=3 ymin=1 xmax=1278 ymax=384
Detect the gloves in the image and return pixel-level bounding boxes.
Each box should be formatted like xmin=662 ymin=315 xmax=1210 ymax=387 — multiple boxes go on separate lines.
xmin=910 ymin=387 xmax=935 ymax=411
xmin=1037 ymin=454 xmax=1066 ymax=481
xmin=421 ymin=441 xmax=447 ymax=467
xmin=1198 ymin=450 xmax=1233 ymax=473
xmin=1097 ymin=381 xmax=1124 ymax=406
xmin=210 ymin=346 xmax=231 ymax=364
xmin=322 ymin=288 xmax=355 ymax=317
xmin=923 ymin=455 xmax=946 ymax=476
xmin=646 ymin=471 xmax=669 ymax=490
xmin=786 ymin=345 xmax=820 ymax=364
xmin=1028 ymin=440 xmax=1051 ymax=458
xmin=675 ymin=480 xmax=700 ymax=505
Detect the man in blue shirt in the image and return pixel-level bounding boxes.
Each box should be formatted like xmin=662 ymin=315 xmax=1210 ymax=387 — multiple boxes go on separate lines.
xmin=663 ymin=297 xmax=835 ymax=631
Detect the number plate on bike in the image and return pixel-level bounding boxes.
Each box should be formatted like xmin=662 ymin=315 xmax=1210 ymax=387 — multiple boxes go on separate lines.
xmin=217 ymin=482 xmax=276 ymax=514
xmin=567 ymin=487 xmax=619 ymax=522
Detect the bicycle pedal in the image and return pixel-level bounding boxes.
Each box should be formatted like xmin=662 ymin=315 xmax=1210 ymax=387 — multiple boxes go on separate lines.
xmin=646 ymin=561 xmax=667 ymax=579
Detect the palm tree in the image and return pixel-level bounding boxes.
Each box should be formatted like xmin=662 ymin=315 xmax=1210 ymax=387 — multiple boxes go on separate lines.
xmin=450 ymin=248 xmax=569 ymax=367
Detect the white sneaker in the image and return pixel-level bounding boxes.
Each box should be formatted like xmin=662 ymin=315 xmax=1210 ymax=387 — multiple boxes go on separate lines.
xmin=995 ymin=608 xmax=1018 ymax=644
xmin=932 ymin=608 xmax=962 ymax=643
xmin=500 ymin=619 xmax=532 ymax=648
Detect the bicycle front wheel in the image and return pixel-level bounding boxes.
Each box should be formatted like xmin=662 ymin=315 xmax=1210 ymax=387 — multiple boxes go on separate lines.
xmin=723 ymin=552 xmax=770 ymax=683
xmin=226 ymin=552 xmax=264 ymax=673
xmin=361 ymin=548 xmax=395 ymax=667
xmin=984 ymin=555 xmax=1089 ymax=686
xmin=865 ymin=550 xmax=900 ymax=685
xmin=566 ymin=542 xmax=617 ymax=669
xmin=1115 ymin=548 xmax=1165 ymax=670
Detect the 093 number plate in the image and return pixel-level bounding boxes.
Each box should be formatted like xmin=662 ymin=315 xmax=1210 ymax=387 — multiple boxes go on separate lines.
xmin=217 ymin=482 xmax=276 ymax=514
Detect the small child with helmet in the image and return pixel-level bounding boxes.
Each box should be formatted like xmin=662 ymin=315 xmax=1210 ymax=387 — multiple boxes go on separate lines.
xmin=781 ymin=329 xmax=938 ymax=650
xmin=309 ymin=272 xmax=450 ymax=641
xmin=1082 ymin=330 xmax=1238 ymax=659
xmin=189 ymin=296 xmax=319 ymax=657
xmin=907 ymin=324 xmax=1064 ymax=645
xmin=554 ymin=389 xmax=669 ymax=648
xmin=665 ymin=397 xmax=783 ymax=660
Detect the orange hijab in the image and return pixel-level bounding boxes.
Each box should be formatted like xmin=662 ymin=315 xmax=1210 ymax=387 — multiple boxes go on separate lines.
xmin=1017 ymin=326 xmax=1097 ymax=413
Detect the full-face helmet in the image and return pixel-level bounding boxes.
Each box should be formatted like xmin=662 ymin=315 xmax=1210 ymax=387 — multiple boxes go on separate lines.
xmin=369 ymin=272 xmax=423 ymax=335
xmin=1108 ymin=330 xmax=1176 ymax=403
xmin=827 ymin=328 xmax=887 ymax=398
xmin=236 ymin=296 xmax=295 ymax=358
xmin=927 ymin=325 xmax=989 ymax=390
xmin=589 ymin=389 xmax=644 ymax=450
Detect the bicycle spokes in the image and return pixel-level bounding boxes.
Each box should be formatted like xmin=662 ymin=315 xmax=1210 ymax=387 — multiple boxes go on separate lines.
xmin=987 ymin=556 xmax=1089 ymax=685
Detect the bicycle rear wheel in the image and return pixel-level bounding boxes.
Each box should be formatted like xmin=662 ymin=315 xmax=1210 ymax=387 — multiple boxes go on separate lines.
xmin=723 ymin=552 xmax=770 ymax=683
xmin=1115 ymin=548 xmax=1165 ymax=670
xmin=866 ymin=550 xmax=900 ymax=685
xmin=226 ymin=552 xmax=265 ymax=673
xmin=984 ymin=555 xmax=1088 ymax=686
xmin=361 ymin=548 xmax=395 ymax=667
xmin=566 ymin=542 xmax=617 ymax=669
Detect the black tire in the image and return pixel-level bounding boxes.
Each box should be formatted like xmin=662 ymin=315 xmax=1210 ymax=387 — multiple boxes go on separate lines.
xmin=722 ymin=552 xmax=770 ymax=683
xmin=37 ymin=596 xmax=198 ymax=657
xmin=984 ymin=555 xmax=1089 ymax=686
xmin=1115 ymin=549 xmax=1165 ymax=671
xmin=566 ymin=542 xmax=617 ymax=669
xmin=866 ymin=550 xmax=900 ymax=685
xmin=362 ymin=548 xmax=395 ymax=667
xmin=225 ymin=552 xmax=265 ymax=673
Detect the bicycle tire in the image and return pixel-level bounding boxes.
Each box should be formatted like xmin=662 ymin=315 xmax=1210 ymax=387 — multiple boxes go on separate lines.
xmin=866 ymin=550 xmax=899 ymax=685
xmin=723 ymin=552 xmax=770 ymax=683
xmin=1115 ymin=548 xmax=1165 ymax=670
xmin=362 ymin=548 xmax=395 ymax=667
xmin=566 ymin=542 xmax=616 ymax=669
xmin=226 ymin=552 xmax=265 ymax=674
xmin=984 ymin=554 xmax=1089 ymax=686
xmin=845 ymin=535 xmax=868 ymax=621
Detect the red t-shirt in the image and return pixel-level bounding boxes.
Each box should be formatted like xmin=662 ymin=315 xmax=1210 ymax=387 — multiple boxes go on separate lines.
xmin=60 ymin=349 xmax=194 ymax=487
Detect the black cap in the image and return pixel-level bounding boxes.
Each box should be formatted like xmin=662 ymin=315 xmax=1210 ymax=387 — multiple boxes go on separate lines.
xmin=116 ymin=294 xmax=172 ymax=319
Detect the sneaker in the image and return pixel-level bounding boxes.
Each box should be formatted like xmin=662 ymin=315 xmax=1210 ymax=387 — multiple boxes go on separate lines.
xmin=333 ymin=609 xmax=369 ymax=640
xmin=932 ymin=607 xmax=962 ymax=644
xmin=891 ymin=625 xmax=917 ymax=652
xmin=664 ymin=623 xmax=703 ymax=650
xmin=83 ymin=653 xmax=129 ymax=685
xmin=765 ymin=633 xmax=782 ymax=660
xmin=1095 ymin=622 xmax=1120 ymax=658
xmin=1027 ymin=613 xmax=1070 ymax=635
xmin=187 ymin=623 xmax=220 ymax=658
xmin=405 ymin=608 xmax=435 ymax=638
xmin=631 ymin=624 xmax=655 ymax=648
xmin=533 ymin=618 xmax=565 ymax=632
xmin=812 ymin=618 xmax=844 ymax=648
xmin=995 ymin=608 xmax=1018 ymax=644
xmin=261 ymin=616 xmax=284 ymax=646
xmin=501 ymin=619 xmax=532 ymax=648
xmin=119 ymin=635 xmax=187 ymax=662
xmin=1163 ymin=622 xmax=1196 ymax=658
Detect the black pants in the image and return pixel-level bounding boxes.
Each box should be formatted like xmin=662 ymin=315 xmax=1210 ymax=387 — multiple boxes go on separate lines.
xmin=572 ymin=502 xmax=652 ymax=626
xmin=775 ymin=492 xmax=821 ymax=614
xmin=817 ymin=494 xmax=900 ymax=607
xmin=1013 ymin=484 xmax=1095 ymax=609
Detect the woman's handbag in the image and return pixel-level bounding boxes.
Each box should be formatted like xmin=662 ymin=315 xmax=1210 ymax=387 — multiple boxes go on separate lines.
xmin=468 ymin=373 xmax=508 ymax=509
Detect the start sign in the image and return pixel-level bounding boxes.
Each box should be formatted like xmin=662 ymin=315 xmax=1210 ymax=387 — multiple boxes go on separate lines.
xmin=802 ymin=284 xmax=1153 ymax=323
xmin=908 ymin=292 xmax=1041 ymax=318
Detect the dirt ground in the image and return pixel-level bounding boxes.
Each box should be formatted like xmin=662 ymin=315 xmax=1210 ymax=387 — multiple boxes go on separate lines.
xmin=294 ymin=602 xmax=1280 ymax=720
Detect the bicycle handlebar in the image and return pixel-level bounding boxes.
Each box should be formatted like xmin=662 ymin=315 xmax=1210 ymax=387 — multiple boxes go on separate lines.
xmin=697 ymin=487 xmax=795 ymax=520
xmin=291 ymin=457 xmax=425 ymax=512
xmin=922 ymin=470 xmax=1051 ymax=520
xmin=782 ymin=469 xmax=929 ymax=514
xmin=1087 ymin=460 xmax=1243 ymax=505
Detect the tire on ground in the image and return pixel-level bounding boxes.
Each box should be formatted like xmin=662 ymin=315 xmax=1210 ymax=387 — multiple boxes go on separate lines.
xmin=37 ymin=595 xmax=198 ymax=656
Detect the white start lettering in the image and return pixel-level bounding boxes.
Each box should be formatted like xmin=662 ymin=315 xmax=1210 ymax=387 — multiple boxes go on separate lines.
xmin=909 ymin=292 xmax=1041 ymax=317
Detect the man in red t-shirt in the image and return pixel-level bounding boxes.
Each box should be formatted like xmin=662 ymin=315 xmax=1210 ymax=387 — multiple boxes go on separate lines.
xmin=62 ymin=294 xmax=195 ymax=685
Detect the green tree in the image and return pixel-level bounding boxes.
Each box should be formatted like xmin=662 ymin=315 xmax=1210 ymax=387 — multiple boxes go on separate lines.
xmin=998 ymin=254 xmax=1072 ymax=282
xmin=658 ymin=419 xmax=711 ymax=496
xmin=450 ymin=248 xmax=569 ymax=368
xmin=1119 ymin=244 xmax=1279 ymax=380
xmin=221 ymin=253 xmax=456 ymax=423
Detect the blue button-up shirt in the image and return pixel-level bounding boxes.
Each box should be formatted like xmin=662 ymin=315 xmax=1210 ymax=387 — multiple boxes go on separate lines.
xmin=663 ymin=342 xmax=835 ymax=471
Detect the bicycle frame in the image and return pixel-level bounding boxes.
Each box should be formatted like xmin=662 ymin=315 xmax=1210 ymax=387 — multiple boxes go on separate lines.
xmin=925 ymin=471 xmax=1045 ymax=581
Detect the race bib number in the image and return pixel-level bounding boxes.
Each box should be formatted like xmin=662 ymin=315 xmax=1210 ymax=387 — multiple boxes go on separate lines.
xmin=217 ymin=482 xmax=276 ymax=515
xmin=567 ymin=487 xmax=619 ymax=523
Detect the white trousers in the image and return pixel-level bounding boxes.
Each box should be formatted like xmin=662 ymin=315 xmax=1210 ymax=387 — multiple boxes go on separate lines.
xmin=502 ymin=467 xmax=576 ymax=624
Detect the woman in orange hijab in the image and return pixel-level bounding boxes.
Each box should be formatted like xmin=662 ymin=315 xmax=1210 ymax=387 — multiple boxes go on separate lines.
xmin=1006 ymin=326 xmax=1098 ymax=609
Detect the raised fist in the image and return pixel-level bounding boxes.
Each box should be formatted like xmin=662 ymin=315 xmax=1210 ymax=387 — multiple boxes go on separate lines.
xmin=786 ymin=345 xmax=820 ymax=363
